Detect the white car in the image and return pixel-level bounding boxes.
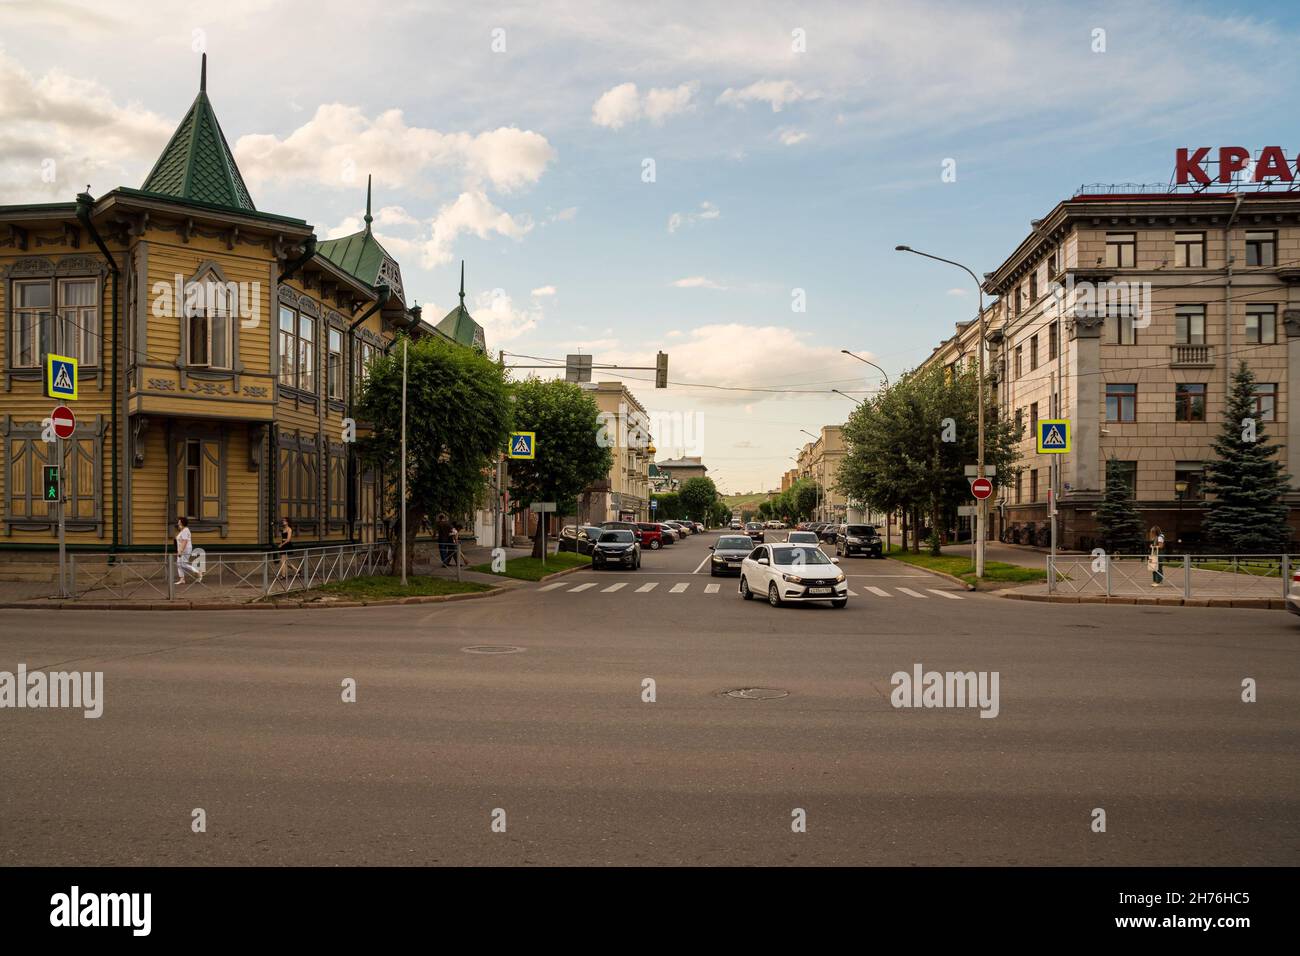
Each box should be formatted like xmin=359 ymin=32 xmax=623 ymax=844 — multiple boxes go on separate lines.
xmin=785 ymin=530 xmax=821 ymax=546
xmin=739 ymin=542 xmax=848 ymax=608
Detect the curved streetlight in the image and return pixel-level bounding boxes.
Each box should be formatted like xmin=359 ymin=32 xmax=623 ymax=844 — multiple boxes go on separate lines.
xmin=895 ymin=243 xmax=987 ymax=577
xmin=841 ymin=349 xmax=890 ymax=388
xmin=832 ymin=388 xmax=863 ymax=406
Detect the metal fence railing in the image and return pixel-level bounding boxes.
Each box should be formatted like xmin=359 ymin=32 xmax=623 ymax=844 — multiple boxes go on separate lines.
xmin=68 ymin=543 xmax=387 ymax=601
xmin=1047 ymin=554 xmax=1291 ymax=601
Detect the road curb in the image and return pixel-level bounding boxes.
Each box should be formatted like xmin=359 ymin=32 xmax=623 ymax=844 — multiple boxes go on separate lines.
xmin=884 ymin=557 xmax=976 ymax=591
xmin=0 ymin=585 xmax=507 ymax=611
xmin=535 ymin=563 xmax=590 ymax=584
xmin=999 ymin=591 xmax=1285 ymax=610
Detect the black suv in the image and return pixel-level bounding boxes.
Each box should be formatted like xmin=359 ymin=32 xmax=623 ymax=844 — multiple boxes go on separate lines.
xmin=592 ymin=529 xmax=642 ymax=569
xmin=835 ymin=524 xmax=883 ymax=558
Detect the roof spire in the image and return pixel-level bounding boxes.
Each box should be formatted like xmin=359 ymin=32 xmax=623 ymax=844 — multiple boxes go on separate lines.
xmin=459 ymin=259 xmax=465 ymax=305
xmin=200 ymin=53 xmax=207 ymax=93
xmin=364 ymin=174 xmax=373 ymax=233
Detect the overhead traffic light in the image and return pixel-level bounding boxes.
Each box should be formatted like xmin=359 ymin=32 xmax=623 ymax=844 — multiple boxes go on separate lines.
xmin=655 ymin=351 xmax=668 ymax=388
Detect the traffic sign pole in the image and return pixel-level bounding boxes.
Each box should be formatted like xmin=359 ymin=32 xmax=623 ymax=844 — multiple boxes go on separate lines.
xmin=56 ymin=436 xmax=66 ymax=599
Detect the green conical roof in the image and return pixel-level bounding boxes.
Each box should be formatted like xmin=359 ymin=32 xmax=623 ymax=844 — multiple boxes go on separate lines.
xmin=317 ymin=174 xmax=406 ymax=299
xmin=141 ymin=55 xmax=255 ymax=212
xmin=434 ymin=261 xmax=486 ymax=350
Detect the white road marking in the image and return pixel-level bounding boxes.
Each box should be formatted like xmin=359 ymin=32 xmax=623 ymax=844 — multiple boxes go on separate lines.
xmin=691 ymin=555 xmax=712 ymax=574
xmin=569 ymin=583 xmax=597 ymax=592
xmin=847 ymin=589 xmax=859 ymax=597
xmin=897 ymin=587 xmax=928 ymax=598
xmin=865 ymin=586 xmax=891 ymax=597
xmin=670 ymin=583 xmax=689 ymax=593
xmin=635 ymin=582 xmax=658 ymax=593
xmin=705 ymin=583 xmax=720 ymax=593
xmin=538 ymin=582 xmax=566 ymax=592
xmin=928 ymin=588 xmax=963 ymax=600
xmin=602 ymin=583 xmax=627 ymax=593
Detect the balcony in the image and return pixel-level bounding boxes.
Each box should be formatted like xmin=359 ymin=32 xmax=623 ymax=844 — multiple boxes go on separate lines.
xmin=1170 ymin=344 xmax=1214 ymax=368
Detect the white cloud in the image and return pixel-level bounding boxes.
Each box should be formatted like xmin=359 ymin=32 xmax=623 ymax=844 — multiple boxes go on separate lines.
xmin=531 ymin=285 xmax=557 ymax=297
xmin=946 ymin=288 xmax=968 ymax=296
xmin=667 ymin=200 xmax=720 ymax=233
xmin=0 ymin=50 xmax=173 ymax=201
xmin=777 ymin=129 xmax=809 ymax=146
xmin=716 ymin=79 xmax=819 ymax=113
xmin=672 ymin=276 xmax=727 ymax=289
xmin=549 ymin=206 xmax=578 ymax=222
xmin=592 ymin=81 xmax=697 ymax=128
xmin=234 ymin=105 xmax=554 ymax=194
xmin=473 ymin=290 xmax=542 ymax=343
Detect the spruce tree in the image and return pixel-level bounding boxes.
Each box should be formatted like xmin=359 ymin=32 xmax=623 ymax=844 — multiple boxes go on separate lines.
xmin=1094 ymin=457 xmax=1145 ymax=553
xmin=1202 ymin=361 xmax=1293 ymax=552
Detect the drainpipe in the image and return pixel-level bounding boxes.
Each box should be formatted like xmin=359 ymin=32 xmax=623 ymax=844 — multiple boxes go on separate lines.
xmin=345 ymin=284 xmax=390 ymax=543
xmin=1224 ymin=192 xmax=1243 ymax=394
xmin=75 ymin=192 xmax=122 ymax=556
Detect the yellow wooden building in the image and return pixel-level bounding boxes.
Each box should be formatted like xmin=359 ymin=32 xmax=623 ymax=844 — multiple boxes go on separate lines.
xmin=0 ymin=57 xmax=483 ymax=554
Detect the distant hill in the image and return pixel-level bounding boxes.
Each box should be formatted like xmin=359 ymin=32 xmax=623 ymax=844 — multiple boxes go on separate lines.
xmin=723 ymin=492 xmax=774 ymax=512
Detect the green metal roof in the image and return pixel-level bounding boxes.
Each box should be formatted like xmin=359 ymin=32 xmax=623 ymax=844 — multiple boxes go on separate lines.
xmin=433 ymin=261 xmax=486 ymax=350
xmin=140 ymin=55 xmax=255 ymax=212
xmin=317 ymin=175 xmax=405 ymax=296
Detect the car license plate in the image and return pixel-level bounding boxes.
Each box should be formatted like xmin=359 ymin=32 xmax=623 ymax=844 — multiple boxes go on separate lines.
xmin=808 ymin=587 xmax=833 ymax=595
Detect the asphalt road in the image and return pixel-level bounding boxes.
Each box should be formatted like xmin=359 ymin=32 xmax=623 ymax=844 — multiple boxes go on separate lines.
xmin=1 ymin=529 xmax=1296 ymax=866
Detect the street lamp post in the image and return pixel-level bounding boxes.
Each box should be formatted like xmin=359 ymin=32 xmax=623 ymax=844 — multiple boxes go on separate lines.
xmin=896 ymin=245 xmax=987 ymax=578
xmin=832 ymin=388 xmax=862 ymax=405
xmin=841 ymin=350 xmax=890 ymax=388
xmin=1174 ymin=479 xmax=1188 ymax=545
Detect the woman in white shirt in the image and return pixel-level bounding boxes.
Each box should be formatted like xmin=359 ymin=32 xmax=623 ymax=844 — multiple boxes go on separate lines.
xmin=175 ymin=516 xmax=202 ymax=585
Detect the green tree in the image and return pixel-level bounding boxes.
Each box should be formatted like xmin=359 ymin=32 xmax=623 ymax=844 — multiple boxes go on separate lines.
xmin=1094 ymin=458 xmax=1146 ymax=554
xmin=652 ymin=491 xmax=680 ymax=520
xmin=679 ymin=476 xmax=719 ymax=522
xmin=355 ymin=334 xmax=512 ymax=573
xmin=1202 ymin=361 xmax=1293 ymax=552
xmin=792 ymin=479 xmax=819 ymax=520
xmin=507 ymin=378 xmax=613 ymax=558
xmin=757 ymin=500 xmax=773 ymax=520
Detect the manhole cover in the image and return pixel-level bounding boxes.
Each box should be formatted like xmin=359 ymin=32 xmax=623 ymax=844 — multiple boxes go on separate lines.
xmin=726 ymin=687 xmax=788 ymax=700
xmin=461 ymin=645 xmax=526 ymax=655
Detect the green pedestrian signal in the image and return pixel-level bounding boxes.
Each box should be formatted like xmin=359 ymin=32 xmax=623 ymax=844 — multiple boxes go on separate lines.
xmin=44 ymin=466 xmax=59 ymax=502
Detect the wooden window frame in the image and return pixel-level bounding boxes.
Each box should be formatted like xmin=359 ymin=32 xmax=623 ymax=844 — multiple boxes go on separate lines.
xmin=1175 ymin=383 xmax=1206 ymax=422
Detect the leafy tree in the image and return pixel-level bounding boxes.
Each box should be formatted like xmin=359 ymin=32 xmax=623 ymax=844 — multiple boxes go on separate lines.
xmin=507 ymin=378 xmax=613 ymax=557
xmin=652 ymin=491 xmax=681 ymax=520
xmin=837 ymin=362 xmax=1022 ymax=555
xmin=356 ymin=333 xmax=511 ymax=573
xmin=1202 ymin=361 xmax=1293 ymax=552
xmin=1094 ymin=458 xmax=1146 ymax=554
xmin=792 ymin=479 xmax=819 ymax=520
xmin=679 ymin=476 xmax=719 ymax=522
xmin=757 ymin=500 xmax=773 ymax=520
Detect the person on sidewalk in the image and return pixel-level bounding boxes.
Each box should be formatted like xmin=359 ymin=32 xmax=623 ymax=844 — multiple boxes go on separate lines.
xmin=1148 ymin=526 xmax=1165 ymax=587
xmin=175 ymin=517 xmax=202 ymax=585
xmin=276 ymin=518 xmax=294 ymax=579
xmin=436 ymin=513 xmax=454 ymax=567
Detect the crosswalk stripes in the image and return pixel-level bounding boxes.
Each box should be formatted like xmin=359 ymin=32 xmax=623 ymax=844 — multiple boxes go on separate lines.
xmin=549 ymin=579 xmax=963 ymax=599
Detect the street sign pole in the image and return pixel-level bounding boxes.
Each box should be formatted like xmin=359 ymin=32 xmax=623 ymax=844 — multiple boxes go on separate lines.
xmin=400 ymin=340 xmax=407 ymax=587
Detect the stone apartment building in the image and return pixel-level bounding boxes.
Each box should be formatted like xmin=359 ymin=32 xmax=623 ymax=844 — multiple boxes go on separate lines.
xmin=920 ymin=187 xmax=1300 ymax=550
xmin=796 ymin=425 xmax=849 ymax=522
xmin=580 ymin=381 xmax=654 ymax=523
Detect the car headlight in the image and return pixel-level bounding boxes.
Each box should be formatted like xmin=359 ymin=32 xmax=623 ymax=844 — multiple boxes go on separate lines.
xmin=782 ymin=573 xmax=805 ymax=584
xmin=835 ymin=572 xmax=846 ymax=582
xmin=847 ymin=537 xmax=862 ymax=544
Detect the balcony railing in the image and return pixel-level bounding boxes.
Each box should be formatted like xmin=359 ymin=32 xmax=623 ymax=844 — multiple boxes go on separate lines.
xmin=1170 ymin=344 xmax=1214 ymax=367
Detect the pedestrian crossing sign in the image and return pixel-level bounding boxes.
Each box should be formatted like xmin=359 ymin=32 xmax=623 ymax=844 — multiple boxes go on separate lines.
xmin=46 ymin=353 xmax=78 ymax=401
xmin=507 ymin=431 xmax=536 ymax=459
xmin=1037 ymin=419 xmax=1070 ymax=454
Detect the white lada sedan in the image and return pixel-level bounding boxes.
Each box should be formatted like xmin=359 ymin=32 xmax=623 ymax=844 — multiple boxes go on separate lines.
xmin=738 ymin=543 xmax=848 ymax=608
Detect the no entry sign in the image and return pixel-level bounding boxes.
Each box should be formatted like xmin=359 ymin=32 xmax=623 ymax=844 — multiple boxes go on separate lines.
xmin=51 ymin=405 xmax=76 ymax=440
xmin=970 ymin=477 xmax=993 ymax=500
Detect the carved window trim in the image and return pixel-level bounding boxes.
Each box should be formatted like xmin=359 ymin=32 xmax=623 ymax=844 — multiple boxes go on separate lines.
xmin=2 ymin=414 xmax=105 ymax=537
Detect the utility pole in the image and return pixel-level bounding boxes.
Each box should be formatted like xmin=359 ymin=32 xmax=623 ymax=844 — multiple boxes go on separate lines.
xmin=400 ymin=339 xmax=407 ymax=587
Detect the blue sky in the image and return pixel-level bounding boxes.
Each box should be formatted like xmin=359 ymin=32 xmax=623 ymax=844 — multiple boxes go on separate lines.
xmin=2 ymin=0 xmax=1298 ymax=491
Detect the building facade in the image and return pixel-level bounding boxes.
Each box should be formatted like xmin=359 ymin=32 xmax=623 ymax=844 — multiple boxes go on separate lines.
xmin=580 ymin=381 xmax=654 ymax=523
xmin=0 ymin=59 xmax=484 ymax=558
xmin=919 ymin=188 xmax=1300 ymax=550
xmin=795 ymin=426 xmax=849 ymax=522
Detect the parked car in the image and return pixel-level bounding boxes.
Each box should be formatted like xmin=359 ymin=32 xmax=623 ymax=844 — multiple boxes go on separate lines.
xmin=692 ymin=521 xmax=705 ymax=533
xmin=739 ymin=543 xmax=848 ymax=608
xmin=819 ymin=523 xmax=840 ymax=542
xmin=744 ymin=522 xmax=766 ymax=543
xmin=665 ymin=520 xmax=692 ymax=536
xmin=636 ymin=522 xmax=666 ymax=550
xmin=655 ymin=522 xmax=678 ymax=544
xmin=729 ymin=520 xmax=743 ymax=530
xmin=786 ymin=530 xmax=822 ymax=547
xmin=835 ymin=523 xmax=884 ymax=558
xmin=601 ymin=520 xmax=643 ymax=543
xmin=558 ymin=525 xmax=604 ymax=555
xmin=592 ymin=530 xmax=641 ymax=570
xmin=709 ymin=535 xmax=756 ymax=576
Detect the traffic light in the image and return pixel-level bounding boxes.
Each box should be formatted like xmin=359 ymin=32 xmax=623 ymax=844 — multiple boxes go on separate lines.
xmin=655 ymin=351 xmax=668 ymax=388
xmin=43 ymin=466 xmax=59 ymax=502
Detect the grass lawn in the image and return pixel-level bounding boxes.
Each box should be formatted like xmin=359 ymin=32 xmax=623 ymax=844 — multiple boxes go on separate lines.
xmin=306 ymin=575 xmax=492 ymax=601
xmin=885 ymin=545 xmax=1046 ymax=587
xmin=1192 ymin=557 xmax=1282 ymax=577
xmin=470 ymin=551 xmax=589 ymax=581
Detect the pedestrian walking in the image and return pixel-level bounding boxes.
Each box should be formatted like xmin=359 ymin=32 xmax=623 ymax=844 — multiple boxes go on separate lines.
xmin=277 ymin=518 xmax=294 ymax=579
xmin=436 ymin=512 xmax=454 ymax=567
xmin=1148 ymin=526 xmax=1165 ymax=587
xmin=175 ymin=516 xmax=202 ymax=585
